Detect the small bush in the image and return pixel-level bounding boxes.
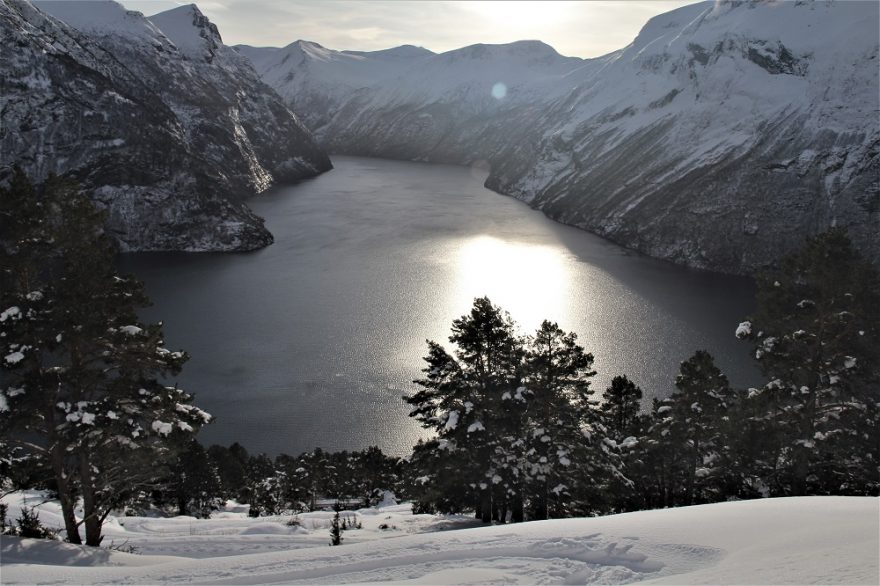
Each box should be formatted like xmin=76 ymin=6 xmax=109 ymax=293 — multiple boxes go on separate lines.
xmin=16 ymin=507 xmax=58 ymax=539
xmin=285 ymin=515 xmax=301 ymax=527
xmin=105 ymin=539 xmax=140 ymax=554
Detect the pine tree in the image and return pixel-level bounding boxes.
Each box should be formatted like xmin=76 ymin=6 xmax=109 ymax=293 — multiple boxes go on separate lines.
xmin=600 ymin=375 xmax=644 ymax=441
xmin=405 ymin=297 xmax=525 ymax=523
xmin=669 ymin=351 xmax=735 ymax=504
xmin=0 ymin=172 xmax=211 ymax=545
xmin=329 ymin=501 xmax=343 ymax=546
xmin=173 ymin=440 xmax=223 ymax=518
xmin=207 ymin=443 xmax=250 ymax=501
xmin=245 ymin=454 xmax=284 ymax=517
xmin=522 ymin=320 xmax=598 ymax=519
xmin=736 ymin=229 xmax=880 ymax=495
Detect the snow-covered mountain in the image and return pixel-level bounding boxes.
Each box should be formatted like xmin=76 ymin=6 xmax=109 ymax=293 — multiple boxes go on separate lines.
xmin=242 ymin=0 xmax=879 ymax=273
xmin=1 ymin=0 xmax=330 ymax=252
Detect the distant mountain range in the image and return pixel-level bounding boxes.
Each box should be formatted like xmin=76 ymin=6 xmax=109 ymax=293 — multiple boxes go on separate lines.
xmin=1 ymin=0 xmax=330 ymax=251
xmin=1 ymin=0 xmax=876 ymax=271
xmin=240 ymin=0 xmax=879 ymax=273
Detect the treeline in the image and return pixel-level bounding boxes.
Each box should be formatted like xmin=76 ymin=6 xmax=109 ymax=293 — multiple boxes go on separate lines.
xmin=162 ymin=229 xmax=879 ymax=523
xmin=163 ymin=442 xmax=407 ymax=517
xmin=401 ymin=229 xmax=878 ymax=521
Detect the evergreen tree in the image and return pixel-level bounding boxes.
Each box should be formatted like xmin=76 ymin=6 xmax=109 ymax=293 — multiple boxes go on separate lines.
xmin=329 ymin=501 xmax=343 ymax=546
xmin=636 ymin=396 xmax=686 ymax=508
xmin=173 ymin=440 xmax=223 ymax=518
xmin=522 ymin=320 xmax=597 ymax=519
xmin=669 ymin=351 xmax=735 ymax=504
xmin=405 ymin=297 xmax=525 ymax=522
xmin=600 ymin=375 xmax=645 ymax=441
xmin=245 ymin=454 xmax=283 ymax=516
xmin=0 ymin=172 xmax=211 ymax=545
xmin=207 ymin=443 xmax=249 ymax=501
xmin=737 ymin=229 xmax=880 ymax=495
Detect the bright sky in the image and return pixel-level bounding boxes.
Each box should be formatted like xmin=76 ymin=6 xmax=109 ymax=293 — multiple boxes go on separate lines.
xmin=119 ymin=0 xmax=700 ymax=58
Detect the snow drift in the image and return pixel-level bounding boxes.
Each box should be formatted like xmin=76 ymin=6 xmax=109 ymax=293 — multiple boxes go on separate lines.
xmin=1 ymin=494 xmax=877 ymax=584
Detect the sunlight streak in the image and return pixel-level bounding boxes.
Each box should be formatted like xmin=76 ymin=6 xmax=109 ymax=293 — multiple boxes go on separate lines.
xmin=452 ymin=235 xmax=571 ymax=333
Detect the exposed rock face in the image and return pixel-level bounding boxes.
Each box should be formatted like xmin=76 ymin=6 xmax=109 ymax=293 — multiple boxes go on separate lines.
xmin=242 ymin=0 xmax=878 ymax=273
xmin=1 ymin=0 xmax=331 ymax=251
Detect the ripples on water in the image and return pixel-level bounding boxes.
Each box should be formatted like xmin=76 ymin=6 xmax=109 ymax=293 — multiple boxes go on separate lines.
xmin=119 ymin=157 xmax=761 ymax=456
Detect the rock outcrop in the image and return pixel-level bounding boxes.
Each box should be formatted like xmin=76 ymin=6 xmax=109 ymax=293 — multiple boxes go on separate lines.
xmin=1 ymin=0 xmax=331 ymax=251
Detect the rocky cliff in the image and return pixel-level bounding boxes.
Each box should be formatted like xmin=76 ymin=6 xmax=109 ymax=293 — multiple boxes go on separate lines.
xmin=1 ymin=0 xmax=331 ymax=251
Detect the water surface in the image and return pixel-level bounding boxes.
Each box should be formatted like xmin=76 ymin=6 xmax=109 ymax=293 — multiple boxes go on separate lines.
xmin=120 ymin=156 xmax=760 ymax=456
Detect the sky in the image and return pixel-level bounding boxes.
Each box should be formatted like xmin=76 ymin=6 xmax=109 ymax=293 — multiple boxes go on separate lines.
xmin=118 ymin=0 xmax=699 ymax=58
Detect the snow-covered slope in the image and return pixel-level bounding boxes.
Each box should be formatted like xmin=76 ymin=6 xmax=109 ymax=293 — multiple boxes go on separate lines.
xmin=246 ymin=0 xmax=878 ymax=273
xmin=238 ymin=39 xmax=602 ymax=165
xmin=1 ymin=0 xmax=330 ymax=252
xmin=488 ymin=0 xmax=880 ymax=273
xmin=236 ymin=41 xmax=436 ymax=134
xmin=1 ymin=493 xmax=877 ymax=584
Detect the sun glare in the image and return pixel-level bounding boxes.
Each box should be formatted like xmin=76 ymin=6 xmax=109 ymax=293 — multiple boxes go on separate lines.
xmin=452 ymin=235 xmax=571 ymax=333
xmin=461 ymin=1 xmax=575 ymax=29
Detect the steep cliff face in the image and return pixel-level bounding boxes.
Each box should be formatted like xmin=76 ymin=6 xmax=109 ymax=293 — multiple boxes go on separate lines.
xmin=1 ymin=0 xmax=330 ymax=252
xmin=242 ymin=0 xmax=878 ymax=273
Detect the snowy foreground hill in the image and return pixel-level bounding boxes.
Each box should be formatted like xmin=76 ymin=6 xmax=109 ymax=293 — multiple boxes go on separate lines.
xmin=2 ymin=493 xmax=877 ymax=585
xmin=241 ymin=0 xmax=879 ymax=274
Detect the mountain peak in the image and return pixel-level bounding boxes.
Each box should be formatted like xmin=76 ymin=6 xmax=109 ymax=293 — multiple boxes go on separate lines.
xmin=149 ymin=2 xmax=223 ymax=61
xmin=35 ymin=0 xmax=167 ymax=41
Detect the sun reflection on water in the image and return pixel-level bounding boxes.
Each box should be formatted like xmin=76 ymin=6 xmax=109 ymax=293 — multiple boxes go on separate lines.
xmin=451 ymin=235 xmax=572 ymax=332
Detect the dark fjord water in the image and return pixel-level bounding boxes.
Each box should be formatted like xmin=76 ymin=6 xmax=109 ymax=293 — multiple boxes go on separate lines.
xmin=119 ymin=156 xmax=761 ymax=456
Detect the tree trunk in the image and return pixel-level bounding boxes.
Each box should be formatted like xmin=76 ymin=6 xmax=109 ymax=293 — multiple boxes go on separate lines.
xmin=50 ymin=443 xmax=81 ymax=544
xmin=78 ymin=449 xmax=103 ymax=546
xmin=479 ymin=490 xmax=492 ymax=523
xmin=511 ymin=491 xmax=524 ymax=523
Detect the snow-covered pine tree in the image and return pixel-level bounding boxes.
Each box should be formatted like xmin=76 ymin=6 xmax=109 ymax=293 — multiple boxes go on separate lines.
xmin=245 ymin=453 xmax=284 ymax=516
xmin=522 ymin=320 xmax=597 ymax=519
xmin=329 ymin=500 xmax=343 ymax=546
xmin=404 ymin=297 xmax=526 ymax=522
xmin=0 ymin=172 xmax=211 ymax=545
xmin=637 ymin=397 xmax=685 ymax=508
xmin=598 ymin=375 xmax=646 ymax=511
xmin=736 ymin=228 xmax=880 ymax=496
xmin=669 ymin=351 xmax=735 ymax=504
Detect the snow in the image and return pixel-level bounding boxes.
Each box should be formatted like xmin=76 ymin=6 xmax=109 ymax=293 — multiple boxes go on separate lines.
xmin=151 ymin=420 xmax=173 ymax=436
xmin=443 ymin=410 xmax=459 ymax=431
xmin=36 ymin=1 xmax=171 ymax=46
xmin=1 ymin=493 xmax=877 ymax=584
xmin=0 ymin=306 xmax=21 ymax=322
xmin=119 ymin=325 xmax=143 ymax=336
xmin=148 ymin=4 xmax=213 ymax=60
xmin=466 ymin=421 xmax=484 ymax=433
xmin=4 ymin=351 xmax=25 ymax=364
xmin=735 ymin=321 xmax=751 ymax=338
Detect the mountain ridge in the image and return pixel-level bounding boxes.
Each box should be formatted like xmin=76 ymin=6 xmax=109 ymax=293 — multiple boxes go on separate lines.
xmin=240 ymin=0 xmax=878 ymax=274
